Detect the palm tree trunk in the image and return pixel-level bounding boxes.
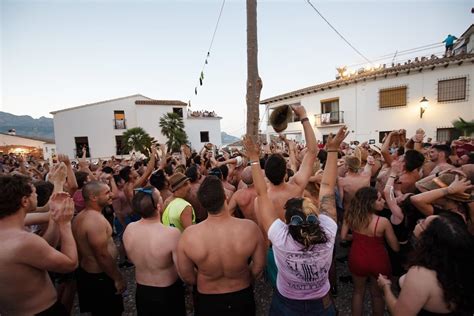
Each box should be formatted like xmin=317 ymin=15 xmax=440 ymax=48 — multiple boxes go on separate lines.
xmin=246 ymin=0 xmax=263 ymax=138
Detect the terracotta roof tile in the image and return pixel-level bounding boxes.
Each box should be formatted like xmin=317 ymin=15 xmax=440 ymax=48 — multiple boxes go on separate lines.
xmin=135 ymin=100 xmax=187 ymax=106
xmin=261 ymin=53 xmax=474 ymax=104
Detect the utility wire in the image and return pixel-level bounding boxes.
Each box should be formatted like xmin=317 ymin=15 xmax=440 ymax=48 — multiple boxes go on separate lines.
xmin=306 ymin=0 xmax=373 ymax=65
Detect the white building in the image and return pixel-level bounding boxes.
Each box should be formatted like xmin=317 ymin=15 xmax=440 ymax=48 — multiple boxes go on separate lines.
xmin=0 ymin=133 xmax=56 ymax=160
xmin=51 ymin=94 xmax=222 ymax=158
xmin=261 ymin=51 xmax=474 ymax=145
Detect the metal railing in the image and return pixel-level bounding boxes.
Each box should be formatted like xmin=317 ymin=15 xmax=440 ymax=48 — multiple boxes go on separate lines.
xmin=314 ymin=111 xmax=344 ymax=126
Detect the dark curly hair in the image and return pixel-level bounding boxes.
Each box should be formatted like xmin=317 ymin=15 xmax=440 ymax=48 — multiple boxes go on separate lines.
xmin=408 ymin=212 xmax=474 ymax=313
xmin=284 ymin=198 xmax=328 ymax=250
xmin=0 ymin=175 xmax=33 ymax=218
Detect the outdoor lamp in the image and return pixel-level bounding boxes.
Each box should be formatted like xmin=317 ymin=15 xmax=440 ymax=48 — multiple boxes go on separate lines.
xmin=420 ymin=97 xmax=429 ymax=118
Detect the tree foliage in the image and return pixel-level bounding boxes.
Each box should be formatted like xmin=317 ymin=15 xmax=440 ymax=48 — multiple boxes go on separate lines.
xmin=122 ymin=127 xmax=155 ymax=157
xmin=452 ymin=117 xmax=474 ymax=136
xmin=159 ymin=112 xmax=188 ymax=152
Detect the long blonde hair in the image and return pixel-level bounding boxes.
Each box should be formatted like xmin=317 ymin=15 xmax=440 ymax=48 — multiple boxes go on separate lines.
xmin=344 ymin=187 xmax=378 ymax=231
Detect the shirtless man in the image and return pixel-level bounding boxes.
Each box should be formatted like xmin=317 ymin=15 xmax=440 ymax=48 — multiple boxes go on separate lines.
xmin=338 ymin=155 xmax=373 ymax=212
xmin=259 ymin=105 xmax=317 ymax=287
xmin=72 ymin=181 xmax=125 ymax=315
xmin=0 ymin=175 xmax=77 ymax=315
xmin=185 ymin=165 xmax=207 ymax=223
xmin=124 ymin=186 xmax=185 ymax=316
xmin=263 ymin=105 xmax=317 ymax=221
xmin=428 ymin=144 xmax=454 ymax=176
xmin=177 ymin=176 xmax=266 ymax=315
xmin=121 ymin=147 xmax=156 ymax=204
xmin=228 ymin=166 xmax=258 ymax=222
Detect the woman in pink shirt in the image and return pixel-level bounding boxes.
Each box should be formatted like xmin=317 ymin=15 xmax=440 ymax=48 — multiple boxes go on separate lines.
xmin=244 ymin=126 xmax=348 ymax=316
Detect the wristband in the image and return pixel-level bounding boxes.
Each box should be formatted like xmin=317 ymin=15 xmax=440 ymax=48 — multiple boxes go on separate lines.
xmin=300 ymin=117 xmax=309 ymax=124
xmin=250 ymin=160 xmax=259 ymax=166
xmin=326 ymin=149 xmax=338 ymax=153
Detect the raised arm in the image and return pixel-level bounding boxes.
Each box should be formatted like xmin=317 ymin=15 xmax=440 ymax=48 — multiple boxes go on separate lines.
xmin=133 ymin=145 xmax=157 ymax=188
xmin=411 ymin=175 xmax=472 ymax=216
xmin=381 ymin=131 xmax=396 ymax=167
xmin=20 ymin=193 xmax=78 ymax=273
xmin=243 ymin=135 xmax=276 ymax=234
xmin=319 ymin=126 xmax=349 ymax=222
xmin=384 ymin=160 xmax=405 ymax=224
xmin=58 ymin=154 xmax=78 ymax=195
xmin=290 ymin=105 xmax=317 ymax=189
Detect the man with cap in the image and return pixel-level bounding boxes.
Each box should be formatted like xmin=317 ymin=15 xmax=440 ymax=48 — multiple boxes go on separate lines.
xmin=162 ymin=172 xmax=195 ymax=232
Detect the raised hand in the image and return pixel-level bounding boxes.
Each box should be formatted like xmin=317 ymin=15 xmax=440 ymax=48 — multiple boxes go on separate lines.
xmin=390 ymin=158 xmax=404 ymax=176
xmin=57 ymin=154 xmax=71 ymax=166
xmin=326 ymin=126 xmax=349 ymax=151
xmin=243 ymin=135 xmax=260 ymax=160
xmin=447 ymin=175 xmax=473 ymax=195
xmin=50 ymin=192 xmax=74 ymax=224
xmin=290 ymin=104 xmax=307 ymax=119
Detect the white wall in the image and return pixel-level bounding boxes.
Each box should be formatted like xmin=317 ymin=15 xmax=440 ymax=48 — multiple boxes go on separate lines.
xmin=53 ymin=95 xmax=140 ymax=158
xmin=0 ymin=134 xmax=45 ymax=148
xmin=136 ymin=104 xmax=187 ymax=144
xmin=53 ymin=96 xmax=223 ymax=158
xmin=264 ymin=61 xmax=473 ymax=144
xmin=185 ymin=117 xmax=222 ymax=150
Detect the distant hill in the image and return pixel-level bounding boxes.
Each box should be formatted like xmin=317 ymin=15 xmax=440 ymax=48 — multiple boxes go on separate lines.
xmin=221 ymin=132 xmax=240 ymax=145
xmin=0 ymin=112 xmax=54 ymax=139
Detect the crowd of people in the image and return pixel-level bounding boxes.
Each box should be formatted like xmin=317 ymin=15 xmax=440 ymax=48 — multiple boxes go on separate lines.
xmin=1 ymin=104 xmax=473 ymax=316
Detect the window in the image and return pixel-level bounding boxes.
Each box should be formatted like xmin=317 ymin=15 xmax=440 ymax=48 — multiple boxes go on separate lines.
xmin=115 ymin=135 xmax=129 ymax=155
xmin=436 ymin=128 xmax=461 ymax=143
xmin=74 ymin=137 xmax=90 ymax=158
xmin=379 ymin=86 xmax=407 ymax=108
xmin=322 ymin=134 xmax=329 ymax=144
xmin=200 ymin=131 xmax=209 ymax=143
xmin=114 ymin=111 xmax=126 ymax=129
xmin=379 ymin=130 xmax=392 ymax=143
xmin=438 ymin=77 xmax=466 ymax=102
xmin=173 ymin=107 xmax=183 ymax=117
xmin=319 ymin=98 xmax=342 ymax=125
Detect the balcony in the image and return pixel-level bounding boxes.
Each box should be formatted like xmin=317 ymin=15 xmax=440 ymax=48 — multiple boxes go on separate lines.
xmin=314 ymin=111 xmax=344 ymax=127
xmin=113 ymin=119 xmax=127 ymax=130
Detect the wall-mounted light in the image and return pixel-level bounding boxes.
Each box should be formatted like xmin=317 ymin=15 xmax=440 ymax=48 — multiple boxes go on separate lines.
xmin=420 ymin=97 xmax=429 ymax=118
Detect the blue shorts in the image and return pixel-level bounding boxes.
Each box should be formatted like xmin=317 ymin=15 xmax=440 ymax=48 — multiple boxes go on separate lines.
xmin=114 ymin=213 xmax=141 ymax=238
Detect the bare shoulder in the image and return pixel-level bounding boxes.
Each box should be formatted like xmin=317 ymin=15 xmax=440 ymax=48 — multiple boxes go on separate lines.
xmin=408 ymin=266 xmax=436 ymax=278
xmin=165 ymin=226 xmax=182 ymax=239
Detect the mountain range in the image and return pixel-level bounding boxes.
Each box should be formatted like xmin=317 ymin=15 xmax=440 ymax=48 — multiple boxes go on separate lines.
xmin=0 ymin=111 xmax=240 ymax=144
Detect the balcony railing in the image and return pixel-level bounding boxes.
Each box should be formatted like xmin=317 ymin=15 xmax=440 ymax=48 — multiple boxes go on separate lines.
xmin=314 ymin=111 xmax=344 ymax=127
xmin=113 ymin=119 xmax=127 ymax=130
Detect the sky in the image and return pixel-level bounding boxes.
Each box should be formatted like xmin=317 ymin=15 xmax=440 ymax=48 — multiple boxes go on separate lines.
xmin=1 ymin=0 xmax=472 ymax=137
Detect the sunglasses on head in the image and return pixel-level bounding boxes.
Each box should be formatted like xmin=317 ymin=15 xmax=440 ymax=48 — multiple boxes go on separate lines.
xmin=133 ymin=188 xmax=157 ymax=210
xmin=289 ymin=214 xmax=319 ymax=226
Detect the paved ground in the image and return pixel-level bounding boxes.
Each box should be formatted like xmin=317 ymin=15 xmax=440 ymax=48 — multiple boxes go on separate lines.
xmin=72 ymin=238 xmax=390 ymax=315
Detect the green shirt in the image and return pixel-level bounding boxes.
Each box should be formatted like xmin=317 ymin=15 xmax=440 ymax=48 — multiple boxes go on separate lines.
xmin=162 ymin=197 xmax=195 ymax=232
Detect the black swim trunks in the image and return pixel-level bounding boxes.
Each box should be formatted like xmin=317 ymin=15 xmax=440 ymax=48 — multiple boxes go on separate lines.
xmin=195 ymin=286 xmax=255 ymax=316
xmin=76 ymin=267 xmax=124 ymax=316
xmin=35 ymin=300 xmax=68 ymax=316
xmin=135 ymin=279 xmax=186 ymax=316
